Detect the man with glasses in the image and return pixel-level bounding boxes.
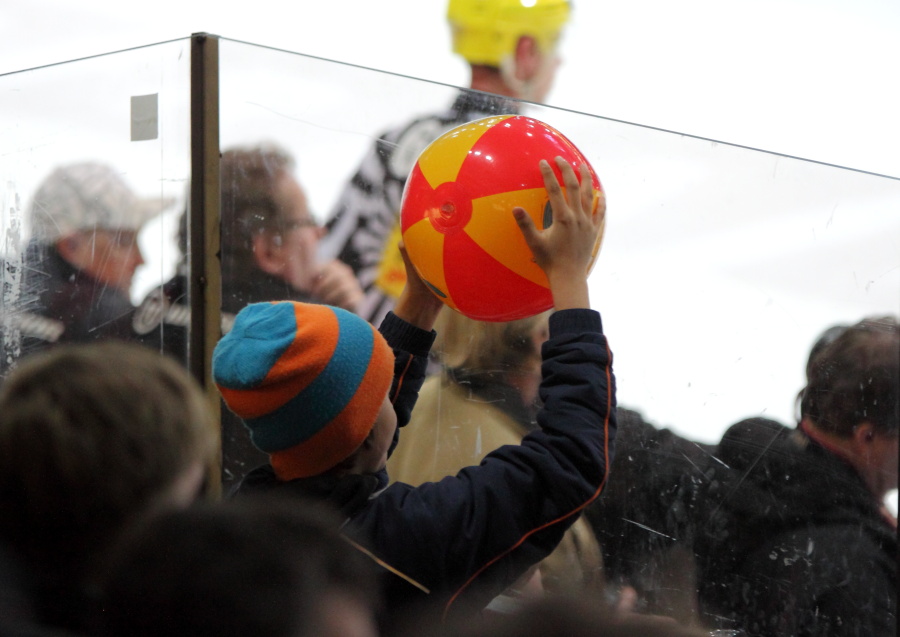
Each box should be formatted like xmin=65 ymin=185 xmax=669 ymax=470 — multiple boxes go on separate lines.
xmin=133 ymin=143 xmax=363 ymax=490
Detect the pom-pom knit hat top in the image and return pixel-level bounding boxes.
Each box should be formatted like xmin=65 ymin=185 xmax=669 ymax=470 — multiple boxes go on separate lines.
xmin=212 ymin=301 xmax=394 ymax=481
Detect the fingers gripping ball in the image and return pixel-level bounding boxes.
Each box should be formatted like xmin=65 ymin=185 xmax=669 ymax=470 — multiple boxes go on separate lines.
xmin=400 ymin=115 xmax=604 ymax=321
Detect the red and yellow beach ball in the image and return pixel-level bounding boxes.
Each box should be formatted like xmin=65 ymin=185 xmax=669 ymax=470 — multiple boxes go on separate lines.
xmin=400 ymin=115 xmax=603 ymax=322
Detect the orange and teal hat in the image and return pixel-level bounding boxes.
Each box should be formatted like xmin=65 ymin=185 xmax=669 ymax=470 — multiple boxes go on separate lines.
xmin=212 ymin=301 xmax=394 ymax=481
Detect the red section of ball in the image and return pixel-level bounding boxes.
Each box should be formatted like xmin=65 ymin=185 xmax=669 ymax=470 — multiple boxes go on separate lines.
xmin=442 ymin=230 xmax=553 ymax=322
xmin=458 ymin=117 xmax=584 ymax=196
xmin=400 ymin=163 xmax=431 ymax=233
xmin=400 ymin=115 xmax=602 ymax=322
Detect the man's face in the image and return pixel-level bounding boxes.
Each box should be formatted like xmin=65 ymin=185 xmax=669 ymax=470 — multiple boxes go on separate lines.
xmin=530 ymin=50 xmax=561 ymax=104
xmin=268 ymin=174 xmax=324 ymax=292
xmin=60 ymin=229 xmax=145 ymax=294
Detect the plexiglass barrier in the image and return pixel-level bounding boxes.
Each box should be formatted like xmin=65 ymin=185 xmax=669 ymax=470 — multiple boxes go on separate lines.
xmin=1 ymin=34 xmax=897 ymax=631
xmin=1 ymin=39 xmax=192 ymax=370
xmin=216 ymin=36 xmax=899 ymax=441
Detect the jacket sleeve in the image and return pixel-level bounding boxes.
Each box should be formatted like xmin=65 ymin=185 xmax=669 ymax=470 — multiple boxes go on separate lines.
xmin=362 ymin=308 xmax=616 ymax=617
xmin=378 ymin=311 xmax=436 ymax=435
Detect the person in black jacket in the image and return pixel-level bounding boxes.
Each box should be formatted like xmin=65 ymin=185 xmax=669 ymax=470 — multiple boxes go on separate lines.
xmin=687 ymin=316 xmax=898 ymax=636
xmin=583 ymin=407 xmax=715 ymax=624
xmin=213 ymin=157 xmax=613 ymax=631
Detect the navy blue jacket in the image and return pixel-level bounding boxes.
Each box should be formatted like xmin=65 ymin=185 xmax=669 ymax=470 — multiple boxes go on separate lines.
xmin=237 ymin=307 xmax=616 ymax=625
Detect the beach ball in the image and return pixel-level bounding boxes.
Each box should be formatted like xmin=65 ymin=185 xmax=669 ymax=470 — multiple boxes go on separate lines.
xmin=399 ymin=115 xmax=604 ymax=322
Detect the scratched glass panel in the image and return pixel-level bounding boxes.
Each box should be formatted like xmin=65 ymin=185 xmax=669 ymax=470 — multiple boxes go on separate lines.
xmin=216 ymin=37 xmax=899 ymax=631
xmin=0 ymin=40 xmax=192 ymax=375
xmin=6 ymin=35 xmax=889 ymax=632
xmin=216 ymin=38 xmax=899 ymax=439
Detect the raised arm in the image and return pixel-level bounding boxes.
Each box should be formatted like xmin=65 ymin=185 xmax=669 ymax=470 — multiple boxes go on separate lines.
xmin=364 ymin=157 xmax=614 ymax=615
xmin=513 ymin=156 xmax=605 ymax=311
xmin=391 ymin=242 xmax=444 ymax=332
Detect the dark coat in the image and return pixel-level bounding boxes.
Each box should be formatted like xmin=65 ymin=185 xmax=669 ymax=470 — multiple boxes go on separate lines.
xmin=686 ymin=420 xmax=897 ymax=636
xmin=235 ymin=308 xmax=617 ymax=629
xmin=1 ymin=243 xmax=136 ymax=373
xmin=132 ymin=269 xmax=316 ymax=358
xmin=583 ymin=407 xmax=715 ymax=622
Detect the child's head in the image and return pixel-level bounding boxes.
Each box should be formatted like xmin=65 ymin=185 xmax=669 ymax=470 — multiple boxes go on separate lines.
xmin=0 ymin=342 xmax=217 ymax=579
xmin=213 ymin=301 xmax=395 ymax=480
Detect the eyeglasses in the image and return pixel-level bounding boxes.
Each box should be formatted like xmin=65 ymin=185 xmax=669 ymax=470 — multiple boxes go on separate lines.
xmin=281 ymin=218 xmax=319 ymax=232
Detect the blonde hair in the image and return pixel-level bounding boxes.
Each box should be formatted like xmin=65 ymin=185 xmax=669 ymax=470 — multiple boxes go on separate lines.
xmin=435 ymin=310 xmax=550 ymax=373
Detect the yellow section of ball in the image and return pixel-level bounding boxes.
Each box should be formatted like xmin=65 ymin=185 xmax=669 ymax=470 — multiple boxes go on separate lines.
xmin=416 ymin=115 xmax=514 ymax=189
xmin=402 ymin=217 xmax=459 ymax=312
xmin=464 ymin=188 xmax=550 ymax=288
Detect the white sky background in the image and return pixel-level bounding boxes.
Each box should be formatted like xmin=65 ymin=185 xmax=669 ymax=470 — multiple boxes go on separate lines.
xmin=3 ymin=0 xmax=898 ymax=177
xmin=2 ymin=0 xmax=899 ymax=488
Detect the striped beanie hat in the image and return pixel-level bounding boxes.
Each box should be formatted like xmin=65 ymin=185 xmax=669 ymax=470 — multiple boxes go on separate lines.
xmin=212 ymin=301 xmax=394 ymax=481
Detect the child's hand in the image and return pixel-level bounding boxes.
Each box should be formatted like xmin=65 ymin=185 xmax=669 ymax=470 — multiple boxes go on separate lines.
xmin=513 ymin=156 xmax=605 ymax=310
xmin=392 ymin=241 xmax=444 ymax=331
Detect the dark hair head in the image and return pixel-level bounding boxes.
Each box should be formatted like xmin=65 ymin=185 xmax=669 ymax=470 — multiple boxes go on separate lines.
xmin=221 ymin=143 xmax=296 ymax=234
xmin=805 ymin=324 xmax=849 ymax=379
xmin=0 ymin=342 xmax=217 ymax=565
xmin=800 ymin=316 xmax=899 ymax=437
xmin=100 ymin=495 xmax=377 ymax=637
xmin=0 ymin=342 xmax=218 ymax=627
xmin=177 ymin=142 xmax=298 ymax=270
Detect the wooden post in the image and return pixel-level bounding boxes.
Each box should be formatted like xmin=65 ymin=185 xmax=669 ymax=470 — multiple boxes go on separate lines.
xmin=189 ymin=32 xmax=222 ymax=498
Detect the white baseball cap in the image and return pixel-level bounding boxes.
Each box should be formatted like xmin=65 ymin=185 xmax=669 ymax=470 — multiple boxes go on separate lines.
xmin=28 ymin=162 xmax=173 ymax=242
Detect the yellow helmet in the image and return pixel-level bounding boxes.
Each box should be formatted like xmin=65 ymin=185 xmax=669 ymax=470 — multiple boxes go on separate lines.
xmin=447 ymin=0 xmax=572 ymax=68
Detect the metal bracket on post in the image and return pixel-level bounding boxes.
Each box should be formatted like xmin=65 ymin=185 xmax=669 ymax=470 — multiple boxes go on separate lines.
xmin=190 ymin=32 xmax=222 ymax=497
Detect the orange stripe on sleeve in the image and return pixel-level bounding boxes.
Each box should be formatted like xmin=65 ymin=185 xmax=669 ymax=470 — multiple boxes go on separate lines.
xmin=390 ymin=355 xmax=415 ymax=404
